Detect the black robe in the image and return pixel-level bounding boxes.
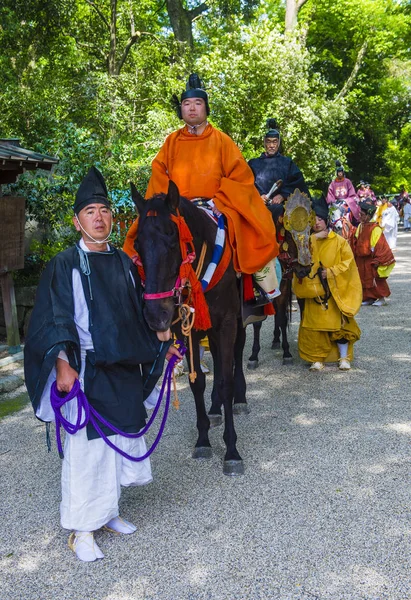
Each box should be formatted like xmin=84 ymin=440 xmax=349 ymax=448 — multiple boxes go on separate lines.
xmin=24 ymin=244 xmax=170 ymax=440
xmin=248 ymin=152 xmax=310 ymax=199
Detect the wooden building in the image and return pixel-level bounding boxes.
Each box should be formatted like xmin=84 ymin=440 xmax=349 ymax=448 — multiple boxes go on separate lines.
xmin=0 ymin=139 xmax=58 ymax=353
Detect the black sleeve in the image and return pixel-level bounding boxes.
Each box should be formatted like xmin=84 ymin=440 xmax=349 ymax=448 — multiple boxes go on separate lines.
xmin=280 ymin=159 xmax=311 ymax=199
xmin=24 ymin=251 xmax=81 ymax=413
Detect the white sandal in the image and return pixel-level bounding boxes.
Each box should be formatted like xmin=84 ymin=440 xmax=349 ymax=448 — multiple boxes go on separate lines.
xmin=103 ymin=516 xmax=137 ymax=535
xmin=68 ymin=531 xmax=104 ymax=562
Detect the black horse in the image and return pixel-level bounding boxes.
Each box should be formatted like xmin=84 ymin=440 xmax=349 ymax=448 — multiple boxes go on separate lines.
xmin=131 ymin=181 xmax=248 ymax=476
xmin=248 ymin=204 xmax=312 ymax=369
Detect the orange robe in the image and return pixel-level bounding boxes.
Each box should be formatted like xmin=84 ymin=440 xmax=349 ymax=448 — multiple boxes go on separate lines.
xmin=130 ymin=124 xmax=278 ymax=274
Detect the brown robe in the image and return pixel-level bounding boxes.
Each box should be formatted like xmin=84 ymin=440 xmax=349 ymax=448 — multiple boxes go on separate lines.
xmin=353 ymin=222 xmax=395 ymax=301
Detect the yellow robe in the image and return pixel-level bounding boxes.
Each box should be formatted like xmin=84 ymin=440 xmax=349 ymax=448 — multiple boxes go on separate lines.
xmin=293 ymin=231 xmax=362 ymax=363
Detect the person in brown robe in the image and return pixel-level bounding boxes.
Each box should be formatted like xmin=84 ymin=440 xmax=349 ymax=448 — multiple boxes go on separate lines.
xmin=353 ymin=200 xmax=395 ymax=306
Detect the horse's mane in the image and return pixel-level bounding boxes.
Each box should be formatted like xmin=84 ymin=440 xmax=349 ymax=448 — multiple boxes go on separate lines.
xmin=139 ymin=193 xmax=217 ymax=246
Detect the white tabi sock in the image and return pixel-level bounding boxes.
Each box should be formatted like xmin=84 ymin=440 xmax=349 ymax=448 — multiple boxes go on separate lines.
xmin=104 ymin=516 xmax=137 ymax=534
xmin=69 ymin=531 xmax=104 ymax=562
xmin=337 ymin=342 xmax=348 ymax=359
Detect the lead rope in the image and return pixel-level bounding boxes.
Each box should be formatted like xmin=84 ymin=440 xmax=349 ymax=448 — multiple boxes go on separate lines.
xmin=50 ymin=342 xmax=187 ymax=460
xmin=172 ymin=241 xmax=207 ymax=385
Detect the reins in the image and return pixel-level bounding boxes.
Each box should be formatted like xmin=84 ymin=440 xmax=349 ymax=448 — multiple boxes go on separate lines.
xmin=50 ymin=342 xmax=187 ymax=459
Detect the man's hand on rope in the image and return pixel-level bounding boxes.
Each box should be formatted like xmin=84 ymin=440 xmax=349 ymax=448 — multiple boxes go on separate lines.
xmin=166 ymin=345 xmax=183 ymax=363
xmin=56 ymin=358 xmax=78 ymax=394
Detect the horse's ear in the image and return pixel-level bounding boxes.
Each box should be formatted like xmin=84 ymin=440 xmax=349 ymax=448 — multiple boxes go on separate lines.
xmin=165 ymin=180 xmax=180 ymax=212
xmin=130 ymin=181 xmax=145 ymax=214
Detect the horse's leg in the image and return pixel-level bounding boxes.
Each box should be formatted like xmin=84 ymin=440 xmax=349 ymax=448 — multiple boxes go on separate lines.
xmin=272 ymin=277 xmax=289 ymax=349
xmin=272 ymin=310 xmax=281 ymax=349
xmin=247 ymin=321 xmax=262 ymax=369
xmin=186 ymin=336 xmax=213 ymax=459
xmin=215 ymin=314 xmax=244 ymax=475
xmin=218 ymin=316 xmax=244 ymax=475
xmin=279 ymin=281 xmax=293 ymax=364
xmin=208 ymin=334 xmax=223 ymax=428
xmin=233 ymin=317 xmax=249 ymax=415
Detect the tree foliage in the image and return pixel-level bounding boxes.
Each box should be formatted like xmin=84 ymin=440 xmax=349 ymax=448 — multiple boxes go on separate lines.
xmin=1 ymin=0 xmax=410 ymax=270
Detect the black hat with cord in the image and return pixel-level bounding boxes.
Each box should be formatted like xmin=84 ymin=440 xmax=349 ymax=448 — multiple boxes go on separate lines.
xmin=172 ymin=73 xmax=210 ymax=119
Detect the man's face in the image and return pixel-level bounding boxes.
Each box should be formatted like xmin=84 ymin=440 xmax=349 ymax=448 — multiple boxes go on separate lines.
xmin=73 ymin=203 xmax=112 ymax=241
xmin=359 ymin=210 xmax=371 ymax=224
xmin=313 ymin=216 xmax=327 ymax=232
xmin=336 ymin=170 xmax=344 ymax=180
xmin=264 ymin=137 xmax=280 ymax=156
xmin=181 ymin=97 xmax=207 ymax=126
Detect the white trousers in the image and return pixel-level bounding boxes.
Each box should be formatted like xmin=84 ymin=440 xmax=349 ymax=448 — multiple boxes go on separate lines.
xmin=60 ymin=424 xmax=152 ymax=532
xmin=38 ymin=361 xmax=153 ymax=532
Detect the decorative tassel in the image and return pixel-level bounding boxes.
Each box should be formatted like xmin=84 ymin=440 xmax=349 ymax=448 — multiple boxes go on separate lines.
xmin=186 ymin=269 xmax=211 ymax=330
xmin=172 ymin=371 xmax=180 ymax=410
xmin=264 ymin=303 xmax=275 ymax=316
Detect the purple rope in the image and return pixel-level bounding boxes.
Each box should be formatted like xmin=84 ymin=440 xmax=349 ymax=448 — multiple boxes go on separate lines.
xmin=50 ymin=343 xmax=186 ymax=462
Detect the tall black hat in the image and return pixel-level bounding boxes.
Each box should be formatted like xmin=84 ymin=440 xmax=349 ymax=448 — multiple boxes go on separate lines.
xmin=74 ymin=166 xmax=110 ymax=214
xmin=265 ymin=118 xmax=280 ymax=139
xmin=335 ymin=159 xmax=344 ymax=175
xmin=312 ymin=194 xmax=329 ymax=222
xmin=359 ymin=199 xmax=377 ymax=216
xmin=173 ymin=73 xmax=210 ymax=119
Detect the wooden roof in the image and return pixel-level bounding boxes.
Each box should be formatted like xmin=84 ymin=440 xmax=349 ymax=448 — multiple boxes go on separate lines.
xmin=0 ymin=139 xmax=59 ymax=184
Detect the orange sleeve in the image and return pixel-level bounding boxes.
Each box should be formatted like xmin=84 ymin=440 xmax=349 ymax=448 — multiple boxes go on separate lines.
xmin=146 ymin=145 xmax=170 ymax=198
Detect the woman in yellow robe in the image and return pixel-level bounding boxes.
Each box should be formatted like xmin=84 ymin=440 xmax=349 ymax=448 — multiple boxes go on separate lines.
xmin=293 ymin=198 xmax=362 ymax=371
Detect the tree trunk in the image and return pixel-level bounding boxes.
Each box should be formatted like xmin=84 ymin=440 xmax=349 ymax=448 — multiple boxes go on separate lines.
xmin=166 ymin=0 xmax=194 ymax=47
xmin=108 ymin=0 xmax=117 ymax=75
xmin=285 ymin=0 xmax=310 ymax=32
xmin=336 ymin=41 xmax=368 ymax=100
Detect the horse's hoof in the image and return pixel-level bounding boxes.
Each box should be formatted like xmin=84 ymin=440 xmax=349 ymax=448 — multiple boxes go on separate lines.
xmin=192 ymin=446 xmax=213 ymax=459
xmin=282 ymin=357 xmax=293 ymax=365
xmin=233 ymin=403 xmax=250 ymax=415
xmin=208 ymin=413 xmax=223 ymax=428
xmin=223 ymin=460 xmax=244 ymax=476
xmin=247 ymin=359 xmax=259 ymax=370
xmin=271 ymin=341 xmax=280 ymax=349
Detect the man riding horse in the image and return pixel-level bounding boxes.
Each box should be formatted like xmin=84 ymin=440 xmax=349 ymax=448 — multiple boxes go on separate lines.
xmin=248 ymin=118 xmax=310 ymax=206
xmin=124 ymin=74 xmax=280 ymax=315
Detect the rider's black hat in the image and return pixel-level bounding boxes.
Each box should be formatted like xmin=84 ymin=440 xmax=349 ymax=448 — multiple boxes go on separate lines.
xmin=173 ymin=73 xmax=210 ymax=119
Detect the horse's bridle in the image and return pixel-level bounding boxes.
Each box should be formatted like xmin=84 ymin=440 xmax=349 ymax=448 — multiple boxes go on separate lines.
xmin=133 ymin=252 xmax=195 ymax=303
xmin=278 ymin=252 xmax=302 ymax=280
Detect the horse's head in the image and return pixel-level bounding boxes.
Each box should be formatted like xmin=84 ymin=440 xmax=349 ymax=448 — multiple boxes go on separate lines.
xmin=131 ymin=180 xmax=182 ymax=332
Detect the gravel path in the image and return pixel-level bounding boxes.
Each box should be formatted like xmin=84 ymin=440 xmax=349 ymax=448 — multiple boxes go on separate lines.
xmin=1 ymin=230 xmax=410 ymax=600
